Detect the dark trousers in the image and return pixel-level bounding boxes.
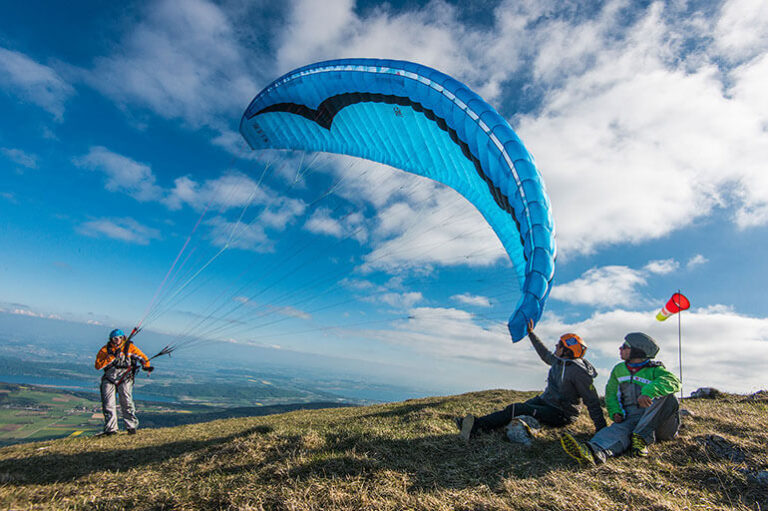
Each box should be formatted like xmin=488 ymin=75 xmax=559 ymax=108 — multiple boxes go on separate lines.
xmin=473 ymin=395 xmax=570 ymax=433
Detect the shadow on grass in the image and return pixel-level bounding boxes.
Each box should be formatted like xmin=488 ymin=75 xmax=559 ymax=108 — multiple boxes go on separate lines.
xmin=140 ymin=402 xmax=351 ymax=428
xmin=355 ymin=400 xmax=450 ymax=421
xmin=202 ymin=426 xmax=576 ymax=492
xmin=0 ymin=425 xmax=273 ymax=485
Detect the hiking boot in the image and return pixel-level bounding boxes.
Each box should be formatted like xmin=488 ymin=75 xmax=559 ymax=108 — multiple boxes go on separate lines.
xmin=459 ymin=414 xmax=475 ymax=442
xmin=591 ymin=446 xmax=608 ymax=465
xmin=559 ymin=432 xmax=595 ymax=466
xmin=127 ymin=428 xmax=137 ymax=435
xmin=94 ymin=430 xmax=116 ymax=438
xmin=631 ymin=434 xmax=649 ymax=457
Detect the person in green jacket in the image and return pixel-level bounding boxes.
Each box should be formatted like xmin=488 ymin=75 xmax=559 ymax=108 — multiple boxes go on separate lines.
xmin=560 ymin=332 xmax=681 ymax=465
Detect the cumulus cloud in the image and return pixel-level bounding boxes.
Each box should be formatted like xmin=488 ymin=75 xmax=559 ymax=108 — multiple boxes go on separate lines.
xmin=0 ymin=47 xmax=74 ymax=120
xmin=369 ymin=306 xmax=525 ymax=365
xmin=73 ymin=146 xmax=162 ymax=201
xmin=452 ymin=293 xmax=492 ymax=307
xmin=686 ymin=254 xmax=708 ymax=269
xmin=304 ymin=207 xmax=368 ymax=243
xmin=275 ymin=0 xmax=520 ymax=102
xmin=362 ymin=190 xmax=507 ymax=272
xmin=550 ymin=256 xmax=709 ymax=308
xmin=378 ymin=292 xmax=423 ymax=308
xmin=516 ymin=0 xmax=768 ymax=254
xmin=232 ymin=296 xmax=311 ymax=321
xmin=165 ymin=172 xmax=272 ymax=211
xmin=77 ymin=217 xmax=161 ymax=244
xmin=206 ymin=216 xmax=271 ymax=252
xmin=1 ymin=148 xmax=38 ymax=169
xmin=203 ymin=188 xmax=304 ymax=251
xmin=11 ymin=308 xmax=62 ymax=320
xmin=644 ymin=259 xmax=679 ymax=275
xmin=82 ymin=0 xmax=258 ymax=129
xmin=713 ymin=0 xmax=768 ymax=63
xmin=551 ymin=265 xmax=647 ymax=308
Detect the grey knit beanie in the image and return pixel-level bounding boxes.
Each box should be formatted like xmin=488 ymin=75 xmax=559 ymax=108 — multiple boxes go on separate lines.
xmin=624 ymin=332 xmax=660 ymax=358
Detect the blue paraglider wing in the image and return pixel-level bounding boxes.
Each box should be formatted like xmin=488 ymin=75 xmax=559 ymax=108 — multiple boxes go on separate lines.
xmin=240 ymin=59 xmax=555 ymax=342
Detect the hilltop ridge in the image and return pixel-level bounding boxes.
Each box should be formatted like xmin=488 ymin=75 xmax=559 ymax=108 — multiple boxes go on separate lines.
xmin=0 ymin=389 xmax=766 ymax=510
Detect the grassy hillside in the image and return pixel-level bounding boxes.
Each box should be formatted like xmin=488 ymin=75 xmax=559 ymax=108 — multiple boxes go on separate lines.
xmin=0 ymin=389 xmax=765 ymax=510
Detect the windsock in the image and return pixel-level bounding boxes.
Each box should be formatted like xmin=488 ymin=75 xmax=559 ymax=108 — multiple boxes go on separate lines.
xmin=656 ymin=293 xmax=690 ymax=321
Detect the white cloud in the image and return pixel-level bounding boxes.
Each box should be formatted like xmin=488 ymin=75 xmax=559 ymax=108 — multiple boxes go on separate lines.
xmin=686 ymin=254 xmax=708 ymax=269
xmin=165 ymin=172 xmax=272 ymax=211
xmin=11 ymin=308 xmax=44 ymax=318
xmin=452 ymin=293 xmax=492 ymax=308
xmin=368 ymin=306 xmax=525 ymax=365
xmin=1 ymin=148 xmax=38 ymax=169
xmin=259 ymin=198 xmax=306 ymax=229
xmin=514 ymin=1 xmax=768 ymax=254
xmin=83 ymin=0 xmax=257 ymax=129
xmin=713 ymin=0 xmax=768 ymax=63
xmin=11 ymin=308 xmax=62 ymax=320
xmin=275 ymin=0 xmax=519 ymax=102
xmin=77 ymin=217 xmax=161 ymax=245
xmin=644 ymin=258 xmax=679 ymax=275
xmin=363 ymin=192 xmax=506 ymax=272
xmin=232 ymin=296 xmax=311 ymax=321
xmin=378 ymin=292 xmax=423 ymax=309
xmin=551 ymin=265 xmax=647 ymax=308
xmin=0 ymin=47 xmax=74 ymax=120
xmin=201 ymin=181 xmax=305 ymax=250
xmin=73 ymin=146 xmax=162 ymax=201
xmin=304 ymin=207 xmax=368 ymax=243
xmin=206 ymin=216 xmax=271 ymax=252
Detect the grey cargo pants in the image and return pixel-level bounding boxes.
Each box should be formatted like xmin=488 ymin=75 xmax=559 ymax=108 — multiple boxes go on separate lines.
xmin=588 ymin=394 xmax=679 ymax=457
xmin=100 ymin=377 xmax=138 ymax=433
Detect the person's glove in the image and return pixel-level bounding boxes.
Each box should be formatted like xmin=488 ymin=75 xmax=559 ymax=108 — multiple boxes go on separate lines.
xmin=142 ymin=366 xmax=154 ymax=373
xmin=612 ymin=413 xmax=624 ymax=423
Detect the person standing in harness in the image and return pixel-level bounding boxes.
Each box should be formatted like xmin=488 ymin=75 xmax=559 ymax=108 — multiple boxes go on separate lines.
xmin=457 ymin=320 xmax=606 ymax=440
xmin=94 ymin=329 xmax=153 ymax=436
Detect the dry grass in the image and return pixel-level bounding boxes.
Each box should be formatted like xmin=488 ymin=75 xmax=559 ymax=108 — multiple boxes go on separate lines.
xmin=0 ymin=389 xmax=765 ymax=510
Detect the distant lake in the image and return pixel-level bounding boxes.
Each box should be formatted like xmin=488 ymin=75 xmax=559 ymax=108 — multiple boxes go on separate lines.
xmin=0 ymin=375 xmax=178 ymax=403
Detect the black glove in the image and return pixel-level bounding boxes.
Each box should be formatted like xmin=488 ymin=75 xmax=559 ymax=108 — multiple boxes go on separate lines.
xmin=142 ymin=366 xmax=154 ymax=373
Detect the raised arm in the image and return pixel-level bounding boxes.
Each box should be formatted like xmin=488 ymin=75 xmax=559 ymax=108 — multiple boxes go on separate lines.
xmin=527 ymin=320 xmax=556 ymax=366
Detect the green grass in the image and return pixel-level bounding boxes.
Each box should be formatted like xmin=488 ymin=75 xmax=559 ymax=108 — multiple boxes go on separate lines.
xmin=0 ymin=385 xmax=103 ymax=444
xmin=0 ymin=389 xmax=765 ymax=510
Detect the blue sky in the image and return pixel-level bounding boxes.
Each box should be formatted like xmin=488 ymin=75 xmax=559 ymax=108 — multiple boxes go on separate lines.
xmin=1 ymin=0 xmax=767 ymax=395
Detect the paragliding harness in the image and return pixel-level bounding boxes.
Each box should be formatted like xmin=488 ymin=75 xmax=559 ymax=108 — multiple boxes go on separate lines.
xmin=111 ymin=327 xmax=175 ymax=387
xmin=104 ymin=328 xmax=142 ymax=387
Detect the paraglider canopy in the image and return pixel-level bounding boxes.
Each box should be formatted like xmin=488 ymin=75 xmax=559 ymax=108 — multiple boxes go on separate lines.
xmin=240 ymin=59 xmax=556 ymax=341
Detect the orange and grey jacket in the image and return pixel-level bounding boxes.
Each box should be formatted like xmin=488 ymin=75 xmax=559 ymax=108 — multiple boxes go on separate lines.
xmin=95 ymin=339 xmax=150 ymax=384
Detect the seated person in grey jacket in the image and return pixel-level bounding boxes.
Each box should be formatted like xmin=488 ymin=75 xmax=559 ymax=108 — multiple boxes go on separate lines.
xmin=458 ymin=320 xmax=607 ymax=440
